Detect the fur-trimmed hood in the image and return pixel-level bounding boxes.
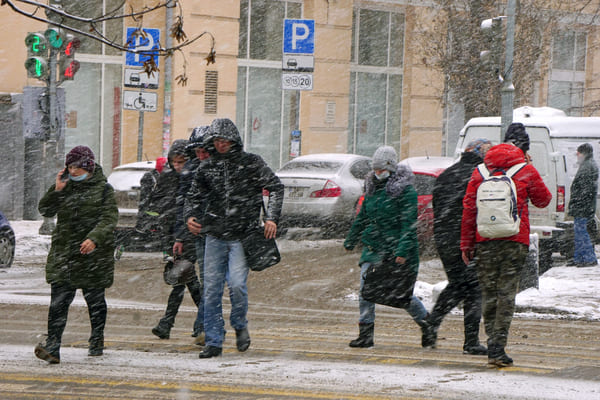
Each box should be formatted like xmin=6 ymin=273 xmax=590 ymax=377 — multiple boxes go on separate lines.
xmin=365 ymin=163 xmax=415 ymax=198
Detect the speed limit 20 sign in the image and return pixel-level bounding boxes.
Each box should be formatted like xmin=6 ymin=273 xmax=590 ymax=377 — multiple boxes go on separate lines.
xmin=281 ymin=73 xmax=313 ymax=91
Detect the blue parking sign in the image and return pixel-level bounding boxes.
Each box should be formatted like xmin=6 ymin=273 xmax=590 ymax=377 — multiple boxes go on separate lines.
xmin=283 ymin=19 xmax=315 ymax=54
xmin=126 ymin=28 xmax=160 ymax=67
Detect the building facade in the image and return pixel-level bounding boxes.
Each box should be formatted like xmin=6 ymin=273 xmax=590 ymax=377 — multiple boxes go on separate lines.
xmin=2 ymin=0 xmax=600 ymax=179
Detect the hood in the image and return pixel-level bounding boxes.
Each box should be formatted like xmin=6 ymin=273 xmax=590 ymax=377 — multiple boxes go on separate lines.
xmin=365 ymin=163 xmax=414 ymax=198
xmin=206 ymin=118 xmax=243 ymax=156
xmin=483 ymin=143 xmax=526 ymax=171
xmin=167 ymin=139 xmax=189 ymax=169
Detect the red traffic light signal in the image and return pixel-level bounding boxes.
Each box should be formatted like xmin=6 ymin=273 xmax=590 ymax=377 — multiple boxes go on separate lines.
xmin=59 ymin=34 xmax=81 ymax=81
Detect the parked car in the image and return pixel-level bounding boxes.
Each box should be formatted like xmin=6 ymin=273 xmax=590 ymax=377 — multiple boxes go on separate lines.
xmin=356 ymin=156 xmax=455 ymax=254
xmin=276 ymin=153 xmax=372 ymax=236
xmin=0 ymin=211 xmax=15 ymax=268
xmin=107 ymin=160 xmax=162 ymax=252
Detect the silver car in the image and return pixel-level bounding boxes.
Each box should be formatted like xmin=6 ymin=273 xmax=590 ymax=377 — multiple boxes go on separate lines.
xmin=276 ymin=153 xmax=372 ymax=233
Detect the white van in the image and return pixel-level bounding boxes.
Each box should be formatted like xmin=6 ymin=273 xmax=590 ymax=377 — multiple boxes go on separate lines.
xmin=455 ymin=106 xmax=600 ymax=273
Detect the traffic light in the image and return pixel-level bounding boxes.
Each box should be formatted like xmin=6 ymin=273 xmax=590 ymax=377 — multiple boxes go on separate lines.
xmin=44 ymin=27 xmax=64 ymax=50
xmin=59 ymin=34 xmax=80 ymax=80
xmin=24 ymin=32 xmax=49 ymax=79
xmin=480 ymin=17 xmax=505 ymax=81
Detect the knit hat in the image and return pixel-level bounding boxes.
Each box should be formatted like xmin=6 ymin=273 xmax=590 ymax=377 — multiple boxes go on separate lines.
xmin=577 ymin=143 xmax=593 ymax=156
xmin=372 ymin=146 xmax=398 ymax=172
xmin=65 ymin=145 xmax=95 ymax=173
xmin=504 ymin=122 xmax=530 ymax=152
xmin=465 ymin=138 xmax=492 ymax=159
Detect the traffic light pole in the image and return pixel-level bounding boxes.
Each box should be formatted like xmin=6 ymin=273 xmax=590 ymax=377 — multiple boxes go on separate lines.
xmin=500 ymin=0 xmax=516 ymax=142
xmin=38 ymin=46 xmax=59 ymax=235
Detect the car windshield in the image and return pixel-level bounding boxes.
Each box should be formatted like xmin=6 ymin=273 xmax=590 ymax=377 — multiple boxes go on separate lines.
xmin=279 ymin=160 xmax=343 ymax=173
xmin=108 ymin=169 xmax=151 ymax=191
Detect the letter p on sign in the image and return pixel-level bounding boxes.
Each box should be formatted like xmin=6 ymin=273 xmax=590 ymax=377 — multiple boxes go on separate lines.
xmin=283 ymin=19 xmax=315 ymax=54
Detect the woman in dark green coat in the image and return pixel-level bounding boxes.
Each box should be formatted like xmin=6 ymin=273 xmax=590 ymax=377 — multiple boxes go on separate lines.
xmin=344 ymin=146 xmax=428 ymax=348
xmin=34 ymin=146 xmax=118 ymax=364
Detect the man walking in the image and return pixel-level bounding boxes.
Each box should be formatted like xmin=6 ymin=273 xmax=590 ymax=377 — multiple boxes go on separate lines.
xmin=567 ymin=143 xmax=599 ymax=267
xmin=184 ymin=118 xmax=284 ymax=358
xmin=422 ymin=139 xmax=491 ymax=354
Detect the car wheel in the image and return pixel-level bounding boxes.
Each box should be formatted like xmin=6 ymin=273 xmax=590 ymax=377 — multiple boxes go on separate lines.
xmin=0 ymin=228 xmax=15 ymax=268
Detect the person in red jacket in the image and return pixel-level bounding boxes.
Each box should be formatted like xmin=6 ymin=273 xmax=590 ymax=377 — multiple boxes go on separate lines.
xmin=461 ymin=142 xmax=551 ymax=367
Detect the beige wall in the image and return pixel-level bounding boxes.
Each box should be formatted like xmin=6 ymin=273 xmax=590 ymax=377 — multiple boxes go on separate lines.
xmin=4 ymin=1 xmax=600 ymax=168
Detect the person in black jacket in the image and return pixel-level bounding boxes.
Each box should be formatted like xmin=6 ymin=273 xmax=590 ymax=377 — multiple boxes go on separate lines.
xmin=422 ymin=138 xmax=491 ymax=355
xmin=150 ymin=139 xmax=204 ymax=340
xmin=567 ymin=143 xmax=599 ymax=267
xmin=173 ymin=126 xmax=212 ymax=344
xmin=184 ymin=118 xmax=284 ymax=358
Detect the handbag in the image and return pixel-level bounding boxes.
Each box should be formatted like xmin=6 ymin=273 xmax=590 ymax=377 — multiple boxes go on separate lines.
xmin=241 ymin=201 xmax=281 ymax=271
xmin=360 ymin=256 xmax=417 ymax=309
xmin=163 ymin=257 xmax=196 ymax=286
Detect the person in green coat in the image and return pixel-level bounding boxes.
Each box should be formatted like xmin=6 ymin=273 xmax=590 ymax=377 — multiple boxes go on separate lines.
xmin=344 ymin=146 xmax=428 ymax=348
xmin=34 ymin=146 xmax=118 ymax=364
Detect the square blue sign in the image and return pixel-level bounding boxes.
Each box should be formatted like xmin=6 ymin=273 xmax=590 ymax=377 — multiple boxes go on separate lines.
xmin=283 ymin=19 xmax=315 ymax=54
xmin=125 ymin=28 xmax=160 ymax=67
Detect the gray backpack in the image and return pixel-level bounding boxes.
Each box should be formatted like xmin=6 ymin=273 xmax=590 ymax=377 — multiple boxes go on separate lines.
xmin=476 ymin=162 xmax=526 ymax=238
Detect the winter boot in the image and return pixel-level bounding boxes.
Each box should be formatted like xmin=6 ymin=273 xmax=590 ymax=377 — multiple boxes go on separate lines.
xmin=421 ymin=320 xmax=438 ymax=348
xmin=463 ymin=343 xmax=487 ymax=355
xmin=34 ymin=339 xmax=60 ymax=364
xmin=487 ymin=343 xmax=513 ymax=367
xmin=192 ymin=326 xmax=205 ymax=346
xmin=198 ymin=345 xmax=222 ymax=359
xmin=152 ymin=323 xmax=171 ymax=339
xmin=349 ymin=323 xmax=374 ymax=348
xmin=235 ymin=327 xmax=251 ymax=352
xmin=88 ymin=336 xmax=104 ymax=357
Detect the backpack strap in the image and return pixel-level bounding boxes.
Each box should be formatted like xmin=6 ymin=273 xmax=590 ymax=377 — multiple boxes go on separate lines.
xmin=476 ymin=163 xmax=490 ymax=179
xmin=506 ymin=162 xmax=527 ymax=178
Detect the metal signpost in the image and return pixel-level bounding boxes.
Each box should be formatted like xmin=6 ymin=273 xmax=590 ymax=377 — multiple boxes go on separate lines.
xmin=125 ymin=28 xmax=160 ymax=161
xmin=282 ymin=19 xmax=315 ymax=91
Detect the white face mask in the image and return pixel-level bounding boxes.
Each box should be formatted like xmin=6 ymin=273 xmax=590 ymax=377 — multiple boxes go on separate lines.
xmin=374 ymin=170 xmax=390 ymax=180
xmin=69 ymin=173 xmax=88 ymax=182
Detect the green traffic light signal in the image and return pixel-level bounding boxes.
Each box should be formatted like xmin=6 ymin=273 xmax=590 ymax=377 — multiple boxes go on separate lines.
xmin=25 ymin=33 xmax=47 ymax=54
xmin=24 ymin=56 xmax=48 ymax=79
xmin=45 ymin=28 xmax=64 ymax=49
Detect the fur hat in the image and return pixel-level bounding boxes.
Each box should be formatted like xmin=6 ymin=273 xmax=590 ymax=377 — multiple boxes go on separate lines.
xmin=65 ymin=145 xmax=95 ymax=173
xmin=577 ymin=143 xmax=593 ymax=156
xmin=504 ymin=122 xmax=530 ymax=153
xmin=372 ymin=146 xmax=398 ymax=172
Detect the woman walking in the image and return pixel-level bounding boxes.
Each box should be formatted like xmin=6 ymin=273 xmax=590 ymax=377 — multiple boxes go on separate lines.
xmin=35 ymin=145 xmax=118 ymax=363
xmin=344 ymin=146 xmax=428 ymax=347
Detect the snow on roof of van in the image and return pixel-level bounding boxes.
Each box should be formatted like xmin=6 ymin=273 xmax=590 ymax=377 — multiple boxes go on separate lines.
xmin=462 ymin=106 xmax=600 ymax=137
xmin=399 ymin=156 xmax=455 ymax=175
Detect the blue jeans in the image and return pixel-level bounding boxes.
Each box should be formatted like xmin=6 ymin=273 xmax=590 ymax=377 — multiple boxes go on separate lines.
xmin=358 ymin=262 xmax=427 ymax=325
xmin=574 ymin=217 xmax=597 ymax=264
xmin=193 ymin=236 xmax=206 ymax=333
xmin=203 ymin=235 xmax=249 ymax=348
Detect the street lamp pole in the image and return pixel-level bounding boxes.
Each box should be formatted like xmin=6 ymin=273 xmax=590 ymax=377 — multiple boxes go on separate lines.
xmin=500 ymin=0 xmax=517 ymax=142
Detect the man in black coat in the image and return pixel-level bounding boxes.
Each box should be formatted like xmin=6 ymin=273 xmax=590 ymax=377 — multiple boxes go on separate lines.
xmin=422 ymin=138 xmax=491 ymax=355
xmin=184 ymin=118 xmax=284 ymax=358
xmin=567 ymin=143 xmax=599 ymax=267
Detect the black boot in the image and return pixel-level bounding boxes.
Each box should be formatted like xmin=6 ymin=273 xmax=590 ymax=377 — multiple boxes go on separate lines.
xmin=34 ymin=339 xmax=60 ymax=364
xmin=421 ymin=320 xmax=438 ymax=348
xmin=463 ymin=342 xmax=487 ymax=355
xmin=488 ymin=343 xmax=513 ymax=367
xmin=349 ymin=323 xmax=374 ymax=348
xmin=88 ymin=336 xmax=104 ymax=357
xmin=199 ymin=345 xmax=222 ymax=358
xmin=152 ymin=323 xmax=171 ymax=339
xmin=235 ymin=327 xmax=251 ymax=352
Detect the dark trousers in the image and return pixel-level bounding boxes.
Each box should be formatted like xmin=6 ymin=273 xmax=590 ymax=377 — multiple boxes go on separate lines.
xmin=47 ymin=283 xmax=107 ymax=351
xmin=475 ymin=241 xmax=528 ymax=348
xmin=158 ymin=276 xmax=203 ymax=331
xmin=429 ymin=245 xmax=483 ymax=346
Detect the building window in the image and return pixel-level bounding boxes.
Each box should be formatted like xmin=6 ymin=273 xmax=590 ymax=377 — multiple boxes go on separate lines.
xmin=238 ymin=0 xmax=302 ymax=168
xmin=204 ymin=71 xmax=218 ymax=114
xmin=549 ymin=31 xmax=586 ymax=116
xmin=348 ymin=8 xmax=404 ymax=156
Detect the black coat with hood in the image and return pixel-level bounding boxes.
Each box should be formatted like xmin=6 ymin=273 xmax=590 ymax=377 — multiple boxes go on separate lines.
xmin=432 ymin=151 xmax=483 ymax=252
xmin=184 ymin=118 xmax=284 ymax=240
xmin=568 ymin=152 xmax=599 ymax=219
